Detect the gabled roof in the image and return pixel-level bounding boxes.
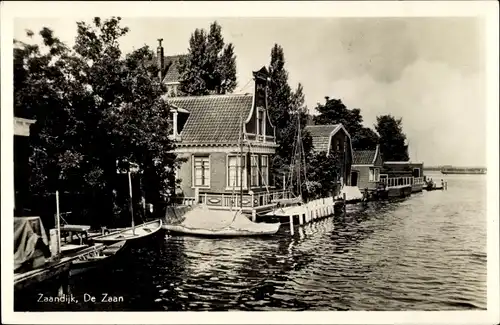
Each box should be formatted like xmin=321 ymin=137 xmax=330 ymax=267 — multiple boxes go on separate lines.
xmin=162 ymin=54 xmax=187 ymax=84
xmin=353 ymin=150 xmax=377 ymax=165
xmin=353 ymin=145 xmax=380 ymax=165
xmin=305 ymin=124 xmax=340 ymax=153
xmin=305 ymin=124 xmax=352 ymax=155
xmin=147 ymin=54 xmax=187 ymax=84
xmin=166 ymin=94 xmax=253 ymax=145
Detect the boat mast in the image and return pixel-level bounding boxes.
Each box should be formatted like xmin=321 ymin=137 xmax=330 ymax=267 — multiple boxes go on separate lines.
xmin=296 ymin=114 xmax=303 ymax=198
xmin=128 ymin=169 xmax=135 ymax=235
xmin=55 ymin=190 xmax=61 ymax=256
xmin=239 ymin=115 xmax=244 ymax=210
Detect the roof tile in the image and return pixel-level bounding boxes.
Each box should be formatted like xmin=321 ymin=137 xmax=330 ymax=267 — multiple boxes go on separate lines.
xmin=304 ymin=124 xmax=340 ymax=153
xmin=353 ymin=150 xmax=376 ymax=165
xmin=166 ymin=94 xmax=253 ymax=145
xmin=163 ymin=55 xmax=187 ymax=84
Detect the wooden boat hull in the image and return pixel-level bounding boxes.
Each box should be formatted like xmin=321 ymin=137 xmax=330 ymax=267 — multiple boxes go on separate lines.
xmin=425 ymin=186 xmax=444 ymax=191
xmin=14 ymin=244 xmax=104 ymax=291
xmin=411 ymin=183 xmax=424 ymax=193
xmin=70 ymin=241 xmax=127 ymax=277
xmin=163 ymin=223 xmax=280 ymax=237
xmin=92 ymin=219 xmax=163 ymax=244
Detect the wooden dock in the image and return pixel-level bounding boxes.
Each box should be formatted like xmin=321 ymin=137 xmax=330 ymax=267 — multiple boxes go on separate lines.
xmin=264 ymin=197 xmax=341 ymax=235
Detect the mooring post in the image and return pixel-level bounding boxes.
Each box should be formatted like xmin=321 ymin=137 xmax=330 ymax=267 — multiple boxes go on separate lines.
xmin=289 ymin=215 xmax=294 ymax=236
xmin=252 ymin=209 xmax=257 ymax=222
xmin=299 ymin=212 xmax=304 ymax=225
xmin=195 ymin=187 xmax=200 ymax=204
xmin=343 ymin=193 xmax=347 ymax=217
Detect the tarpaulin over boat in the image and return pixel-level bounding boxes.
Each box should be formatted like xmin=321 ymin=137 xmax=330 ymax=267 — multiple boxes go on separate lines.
xmin=164 ymin=205 xmax=280 ymax=236
xmin=14 ymin=217 xmax=51 ymax=272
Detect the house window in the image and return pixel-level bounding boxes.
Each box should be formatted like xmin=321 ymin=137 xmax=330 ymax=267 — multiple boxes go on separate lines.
xmin=250 ymin=155 xmax=259 ymax=186
xmin=369 ymin=167 xmax=380 ymax=182
xmin=261 ymin=155 xmax=269 ymax=186
xmin=193 ymin=156 xmax=210 ymax=187
xmin=228 ymin=155 xmax=246 ymax=188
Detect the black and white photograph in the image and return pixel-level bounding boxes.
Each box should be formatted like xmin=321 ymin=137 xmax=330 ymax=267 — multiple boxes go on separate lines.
xmin=1 ymin=1 xmax=499 ymax=324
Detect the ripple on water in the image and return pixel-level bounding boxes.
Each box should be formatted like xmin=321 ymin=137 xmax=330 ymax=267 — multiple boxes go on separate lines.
xmin=18 ymin=174 xmax=486 ymax=312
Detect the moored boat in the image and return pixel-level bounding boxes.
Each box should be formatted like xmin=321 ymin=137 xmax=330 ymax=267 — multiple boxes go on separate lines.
xmin=91 ymin=219 xmax=163 ymax=244
xmin=70 ymin=240 xmax=127 ymax=276
xmin=163 ymin=205 xmax=280 ymax=237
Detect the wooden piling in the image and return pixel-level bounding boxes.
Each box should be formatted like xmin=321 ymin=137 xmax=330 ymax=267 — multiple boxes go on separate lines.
xmin=342 ymin=193 xmax=347 ymax=217
xmin=251 ymin=209 xmax=257 ymax=222
xmin=289 ymin=215 xmax=294 ymax=236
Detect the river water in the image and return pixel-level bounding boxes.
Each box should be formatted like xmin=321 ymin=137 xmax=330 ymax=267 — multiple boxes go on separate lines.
xmin=15 ymin=172 xmax=487 ymax=311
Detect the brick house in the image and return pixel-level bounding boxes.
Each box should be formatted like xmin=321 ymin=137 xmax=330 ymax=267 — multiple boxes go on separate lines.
xmin=164 ymin=67 xmax=291 ymax=213
xmin=154 ymin=39 xmax=187 ymax=97
xmin=351 ymin=145 xmax=383 ymax=190
xmin=304 ymin=124 xmax=353 ymax=188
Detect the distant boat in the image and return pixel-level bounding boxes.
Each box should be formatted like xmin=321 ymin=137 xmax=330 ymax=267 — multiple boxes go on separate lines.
xmin=441 ymin=167 xmax=486 ymax=175
xmin=91 ymin=219 xmax=163 ymax=244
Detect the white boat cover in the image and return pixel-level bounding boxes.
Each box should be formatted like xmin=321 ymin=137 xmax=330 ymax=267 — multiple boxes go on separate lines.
xmin=165 ymin=205 xmax=279 ymax=234
xmin=14 ymin=217 xmax=51 ymax=271
xmin=335 ymin=186 xmax=363 ymax=201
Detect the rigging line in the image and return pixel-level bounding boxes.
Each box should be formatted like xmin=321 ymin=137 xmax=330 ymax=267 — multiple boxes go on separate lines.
xmin=237 ymin=78 xmax=252 ymax=93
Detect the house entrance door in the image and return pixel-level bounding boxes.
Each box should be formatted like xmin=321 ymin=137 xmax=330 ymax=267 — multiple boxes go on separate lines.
xmin=351 ymin=171 xmax=359 ymax=187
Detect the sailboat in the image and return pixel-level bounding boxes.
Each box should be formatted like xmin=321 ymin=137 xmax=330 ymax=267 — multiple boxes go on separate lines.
xmin=163 ymin=116 xmax=281 ymax=237
xmin=92 ymin=166 xmax=163 ymax=244
xmin=265 ymin=113 xmax=309 ymax=218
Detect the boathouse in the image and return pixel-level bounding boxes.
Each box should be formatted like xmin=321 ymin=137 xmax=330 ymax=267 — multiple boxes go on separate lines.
xmin=165 ymin=67 xmax=290 ymax=213
xmin=382 ymin=161 xmax=424 ymax=179
xmin=351 ymin=145 xmax=383 ymax=191
xmin=304 ymin=124 xmax=353 ymax=188
xmin=382 ymin=161 xmax=425 ymax=193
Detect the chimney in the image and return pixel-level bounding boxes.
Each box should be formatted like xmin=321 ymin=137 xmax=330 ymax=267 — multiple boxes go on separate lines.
xmin=157 ymin=38 xmax=164 ymax=82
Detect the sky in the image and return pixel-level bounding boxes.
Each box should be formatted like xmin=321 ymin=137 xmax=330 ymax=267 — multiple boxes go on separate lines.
xmin=14 ymin=17 xmax=487 ymax=167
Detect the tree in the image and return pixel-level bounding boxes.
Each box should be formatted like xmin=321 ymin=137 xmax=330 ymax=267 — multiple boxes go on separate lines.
xmin=14 ymin=17 xmax=181 ymax=227
xmin=313 ymin=96 xmax=379 ymax=150
xmin=266 ymin=44 xmax=313 ymax=192
xmin=267 ymin=44 xmax=293 ymax=166
xmin=375 ymin=114 xmax=409 ymax=161
xmin=303 ymin=151 xmax=342 ymax=200
xmin=352 ymin=127 xmax=380 ymax=150
xmin=178 ymin=21 xmax=237 ymax=95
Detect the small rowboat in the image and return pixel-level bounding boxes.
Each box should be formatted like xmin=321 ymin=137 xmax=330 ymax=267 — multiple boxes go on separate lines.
xmin=91 ymin=219 xmax=163 ymax=244
xmin=70 ymin=240 xmax=127 ymax=277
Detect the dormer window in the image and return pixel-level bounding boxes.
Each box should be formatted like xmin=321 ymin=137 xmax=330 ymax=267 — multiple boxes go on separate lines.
xmin=170 ymin=110 xmax=178 ymax=136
